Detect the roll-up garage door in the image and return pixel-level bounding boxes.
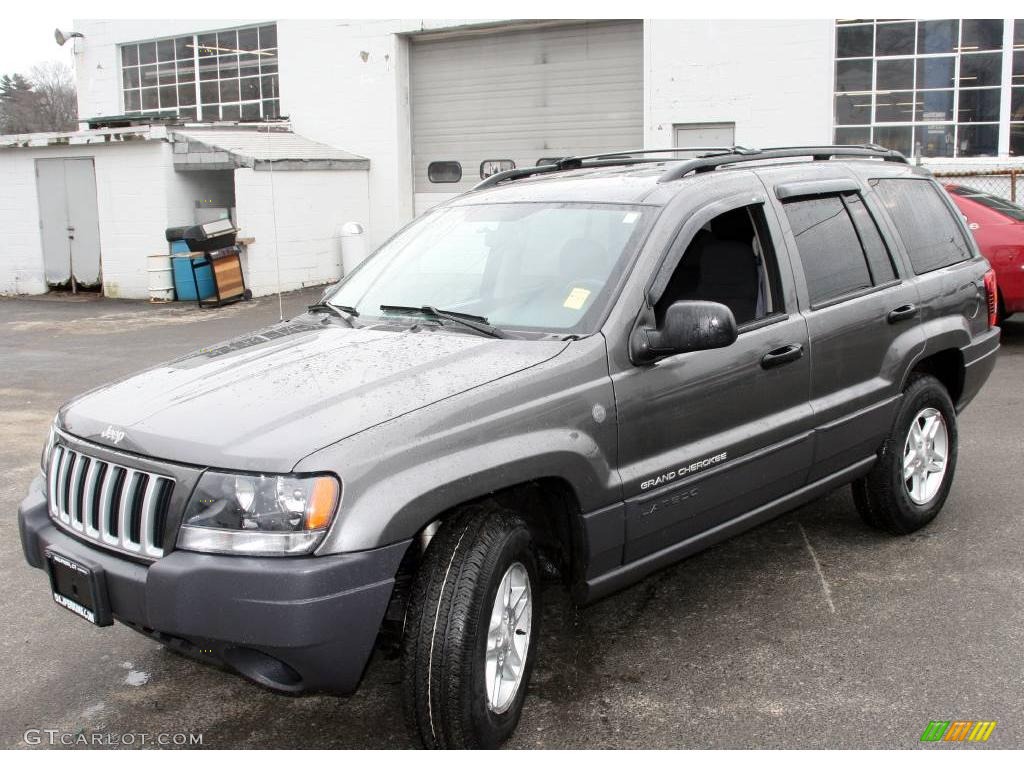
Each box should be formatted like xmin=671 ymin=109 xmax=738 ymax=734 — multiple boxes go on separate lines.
xmin=410 ymin=21 xmax=644 ymax=214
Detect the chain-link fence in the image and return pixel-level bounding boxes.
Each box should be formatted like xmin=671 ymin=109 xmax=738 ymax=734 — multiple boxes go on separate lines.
xmin=930 ymin=169 xmax=1024 ymax=202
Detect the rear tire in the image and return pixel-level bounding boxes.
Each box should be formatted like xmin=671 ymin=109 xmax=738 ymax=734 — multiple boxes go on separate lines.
xmin=852 ymin=374 xmax=958 ymax=534
xmin=401 ymin=504 xmax=540 ymax=749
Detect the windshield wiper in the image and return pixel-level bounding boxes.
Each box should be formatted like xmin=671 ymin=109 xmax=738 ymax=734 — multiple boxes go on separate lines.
xmin=307 ymin=302 xmax=359 ymax=326
xmin=379 ymin=304 xmax=506 ymax=339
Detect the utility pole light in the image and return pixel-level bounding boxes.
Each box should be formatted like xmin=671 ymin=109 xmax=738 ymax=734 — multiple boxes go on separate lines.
xmin=54 ymin=29 xmax=84 ymax=46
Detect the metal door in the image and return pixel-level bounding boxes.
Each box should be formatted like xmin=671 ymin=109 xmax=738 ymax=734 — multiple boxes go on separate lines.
xmin=36 ymin=157 xmax=102 ymax=288
xmin=410 ymin=21 xmax=643 ymax=214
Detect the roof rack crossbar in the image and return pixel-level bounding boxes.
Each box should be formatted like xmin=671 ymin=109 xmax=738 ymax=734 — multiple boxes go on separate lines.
xmin=472 ymin=146 xmax=761 ymax=191
xmin=472 ymin=156 xmax=685 ymax=191
xmin=656 ymin=144 xmax=908 ymax=183
xmin=472 ymin=164 xmax=560 ymax=190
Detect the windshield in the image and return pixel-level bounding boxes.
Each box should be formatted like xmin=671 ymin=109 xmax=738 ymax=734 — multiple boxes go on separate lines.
xmin=949 ymin=185 xmax=1024 ymax=222
xmin=327 ymin=202 xmax=651 ymax=335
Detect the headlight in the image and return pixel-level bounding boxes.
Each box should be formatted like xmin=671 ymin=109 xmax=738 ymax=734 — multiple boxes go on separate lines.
xmin=177 ymin=471 xmax=340 ymax=556
xmin=40 ymin=419 xmax=57 ymax=473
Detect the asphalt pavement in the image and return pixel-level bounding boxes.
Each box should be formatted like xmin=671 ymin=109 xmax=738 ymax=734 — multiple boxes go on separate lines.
xmin=1 ymin=290 xmax=1021 ymax=749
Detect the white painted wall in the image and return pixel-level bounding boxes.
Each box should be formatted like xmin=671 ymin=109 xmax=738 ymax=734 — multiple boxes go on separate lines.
xmin=0 ymin=149 xmax=49 ymax=295
xmin=1 ymin=137 xmax=265 ymax=298
xmin=644 ymin=19 xmax=834 ymax=150
xmin=0 ymin=139 xmax=174 ymax=298
xmin=275 ymin=19 xmax=488 ymax=251
xmin=233 ymin=166 xmax=370 ymax=296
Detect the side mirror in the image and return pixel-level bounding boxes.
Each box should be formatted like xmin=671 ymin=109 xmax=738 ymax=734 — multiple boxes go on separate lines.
xmin=633 ymin=300 xmax=738 ymax=363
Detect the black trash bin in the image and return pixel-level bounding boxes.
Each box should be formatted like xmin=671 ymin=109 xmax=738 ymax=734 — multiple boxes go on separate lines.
xmin=165 ymin=220 xmax=238 ymax=251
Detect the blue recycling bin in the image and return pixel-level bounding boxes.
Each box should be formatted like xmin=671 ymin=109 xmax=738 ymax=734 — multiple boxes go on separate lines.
xmin=171 ymin=255 xmax=215 ymax=301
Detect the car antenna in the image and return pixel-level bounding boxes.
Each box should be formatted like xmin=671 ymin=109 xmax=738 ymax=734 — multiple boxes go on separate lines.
xmin=263 ymin=98 xmax=284 ymax=322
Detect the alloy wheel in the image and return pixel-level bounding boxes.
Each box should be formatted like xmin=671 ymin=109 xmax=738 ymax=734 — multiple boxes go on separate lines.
xmin=484 ymin=561 xmax=532 ymax=713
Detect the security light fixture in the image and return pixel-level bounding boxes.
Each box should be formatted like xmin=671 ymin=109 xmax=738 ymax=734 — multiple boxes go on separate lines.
xmin=54 ymin=28 xmax=84 ymax=46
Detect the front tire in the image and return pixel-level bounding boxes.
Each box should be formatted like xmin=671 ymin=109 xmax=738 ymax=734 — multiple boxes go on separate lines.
xmin=401 ymin=504 xmax=540 ymax=749
xmin=852 ymin=374 xmax=958 ymax=534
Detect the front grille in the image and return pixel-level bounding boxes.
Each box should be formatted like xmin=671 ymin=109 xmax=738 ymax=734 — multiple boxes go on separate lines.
xmin=47 ymin=444 xmax=175 ymax=559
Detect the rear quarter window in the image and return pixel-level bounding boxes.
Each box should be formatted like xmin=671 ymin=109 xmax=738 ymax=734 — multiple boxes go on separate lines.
xmin=782 ymin=194 xmax=873 ymax=305
xmin=871 ymin=178 xmax=972 ymax=274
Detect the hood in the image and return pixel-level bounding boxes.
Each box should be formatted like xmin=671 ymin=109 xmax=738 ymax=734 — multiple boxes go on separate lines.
xmin=61 ymin=320 xmax=568 ymax=472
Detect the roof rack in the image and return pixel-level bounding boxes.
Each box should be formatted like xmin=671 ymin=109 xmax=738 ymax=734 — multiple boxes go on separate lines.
xmin=655 ymin=144 xmax=908 ymax=183
xmin=472 ymin=146 xmax=758 ymax=191
xmin=471 ymin=144 xmax=908 ymax=191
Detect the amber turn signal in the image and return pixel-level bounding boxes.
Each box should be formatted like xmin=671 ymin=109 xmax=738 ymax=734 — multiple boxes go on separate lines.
xmin=305 ymin=476 xmax=340 ymax=531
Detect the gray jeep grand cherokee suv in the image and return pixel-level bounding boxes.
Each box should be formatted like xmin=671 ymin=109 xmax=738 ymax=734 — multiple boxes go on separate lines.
xmin=19 ymin=145 xmax=1000 ymax=748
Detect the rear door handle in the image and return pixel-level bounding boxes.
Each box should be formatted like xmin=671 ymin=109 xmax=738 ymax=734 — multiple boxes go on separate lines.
xmin=761 ymin=343 xmax=803 ymax=369
xmin=887 ymin=303 xmax=919 ymax=323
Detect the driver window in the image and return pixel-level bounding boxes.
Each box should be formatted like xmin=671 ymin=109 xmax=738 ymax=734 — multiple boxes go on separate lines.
xmin=655 ymin=204 xmax=782 ymax=327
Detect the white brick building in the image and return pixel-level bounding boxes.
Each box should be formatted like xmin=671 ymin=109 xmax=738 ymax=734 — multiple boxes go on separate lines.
xmin=2 ymin=18 xmax=1022 ymax=297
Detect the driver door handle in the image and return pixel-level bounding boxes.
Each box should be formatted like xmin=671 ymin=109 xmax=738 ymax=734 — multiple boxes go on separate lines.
xmin=761 ymin=343 xmax=803 ymax=369
xmin=887 ymin=303 xmax=919 ymax=323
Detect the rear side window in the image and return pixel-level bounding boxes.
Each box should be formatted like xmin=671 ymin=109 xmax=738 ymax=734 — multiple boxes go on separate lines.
xmin=871 ymin=178 xmax=971 ymax=274
xmin=783 ymin=194 xmax=874 ymax=305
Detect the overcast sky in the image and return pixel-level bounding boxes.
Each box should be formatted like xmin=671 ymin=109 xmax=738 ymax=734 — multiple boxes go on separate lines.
xmin=0 ymin=18 xmax=74 ymax=78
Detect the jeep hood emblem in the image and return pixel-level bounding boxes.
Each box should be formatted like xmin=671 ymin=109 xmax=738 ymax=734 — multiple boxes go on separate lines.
xmin=100 ymin=425 xmax=126 ymax=445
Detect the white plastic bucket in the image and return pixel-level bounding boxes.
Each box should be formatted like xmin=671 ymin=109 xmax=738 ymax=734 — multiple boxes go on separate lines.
xmin=147 ymin=254 xmax=175 ymax=302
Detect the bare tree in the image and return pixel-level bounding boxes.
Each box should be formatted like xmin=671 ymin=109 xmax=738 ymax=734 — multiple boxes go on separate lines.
xmin=29 ymin=62 xmax=78 ymax=132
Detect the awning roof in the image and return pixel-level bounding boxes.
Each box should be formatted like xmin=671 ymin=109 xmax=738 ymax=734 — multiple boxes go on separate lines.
xmin=170 ymin=127 xmax=369 ymax=172
xmin=0 ymin=122 xmax=369 ymax=173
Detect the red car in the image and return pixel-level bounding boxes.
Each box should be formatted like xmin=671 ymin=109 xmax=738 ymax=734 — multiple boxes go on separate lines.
xmin=945 ymin=183 xmax=1024 ymax=321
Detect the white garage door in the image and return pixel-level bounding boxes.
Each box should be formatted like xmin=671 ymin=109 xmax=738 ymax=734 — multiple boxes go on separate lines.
xmin=410 ymin=21 xmax=644 ymax=214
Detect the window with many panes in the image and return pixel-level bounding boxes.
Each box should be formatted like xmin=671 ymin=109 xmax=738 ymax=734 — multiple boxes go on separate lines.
xmin=1012 ymin=20 xmax=1024 ymax=155
xmin=834 ymin=19 xmax=1013 ymax=158
xmin=120 ymin=24 xmax=279 ymax=122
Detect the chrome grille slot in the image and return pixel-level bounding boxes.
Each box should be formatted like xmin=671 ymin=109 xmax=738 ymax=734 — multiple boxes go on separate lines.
xmin=84 ymin=461 xmax=106 ymax=536
xmin=47 ymin=445 xmax=174 ymax=559
xmin=69 ymin=455 xmax=88 ymax=531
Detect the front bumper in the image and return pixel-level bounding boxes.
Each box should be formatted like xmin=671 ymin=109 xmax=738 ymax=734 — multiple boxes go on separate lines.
xmin=19 ymin=475 xmax=409 ymax=695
